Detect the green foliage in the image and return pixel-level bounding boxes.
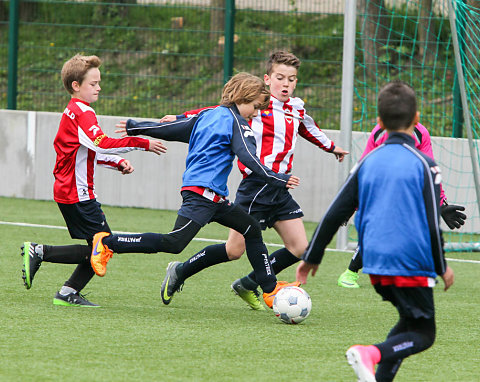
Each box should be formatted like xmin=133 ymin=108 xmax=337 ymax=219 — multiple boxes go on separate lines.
xmin=0 ymin=196 xmax=479 ymax=381
xmin=0 ymin=1 xmax=457 ymax=134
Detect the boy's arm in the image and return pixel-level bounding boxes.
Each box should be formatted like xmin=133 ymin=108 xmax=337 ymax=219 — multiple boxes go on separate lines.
xmin=415 ymin=123 xmax=448 ymax=204
xmin=77 ymin=111 xmax=163 ymax=155
xmin=230 ymin=113 xmax=291 ymax=188
xmin=422 ymin=161 xmax=447 ymax=276
xmin=298 ymin=113 xmax=335 ymax=152
xmin=123 ymin=117 xmax=197 ymax=143
xmin=96 ymin=154 xmax=134 ymax=174
xmin=96 ymin=153 xmax=125 ymax=170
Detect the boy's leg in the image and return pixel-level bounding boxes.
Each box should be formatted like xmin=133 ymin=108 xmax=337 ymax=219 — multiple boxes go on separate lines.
xmin=338 ymin=246 xmax=362 ymax=288
xmin=216 ymin=203 xmax=300 ymax=307
xmin=161 ymin=243 xmax=229 ymax=305
xmin=375 ymin=316 xmax=436 ymax=382
xmin=240 ymin=218 xmax=306 ymax=286
xmin=348 ymin=284 xmax=436 ymax=382
xmin=215 ymin=204 xmax=277 ymax=294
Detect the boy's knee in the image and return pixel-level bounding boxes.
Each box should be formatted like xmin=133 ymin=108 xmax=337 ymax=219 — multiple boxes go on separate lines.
xmin=160 ymin=238 xmax=189 ymax=254
xmin=242 ymin=220 xmax=262 ymax=240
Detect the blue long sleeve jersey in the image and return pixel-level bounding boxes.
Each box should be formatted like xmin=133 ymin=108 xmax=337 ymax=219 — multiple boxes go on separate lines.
xmin=303 ymin=132 xmax=446 ymax=278
xmin=126 ymin=105 xmax=290 ymax=197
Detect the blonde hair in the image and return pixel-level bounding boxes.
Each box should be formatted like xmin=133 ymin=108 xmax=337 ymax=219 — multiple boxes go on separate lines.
xmin=266 ymin=50 xmax=301 ymax=75
xmin=220 ymin=72 xmax=270 ymax=110
xmin=61 ymin=54 xmax=102 ymax=94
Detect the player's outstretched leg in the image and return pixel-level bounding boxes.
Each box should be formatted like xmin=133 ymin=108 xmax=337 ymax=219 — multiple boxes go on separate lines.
xmin=345 ymin=345 xmax=379 ymax=382
xmin=231 ymin=277 xmax=265 ymax=311
xmin=53 ymin=290 xmax=100 ymax=307
xmin=21 ymin=242 xmax=43 ymax=289
xmin=161 ymin=261 xmax=185 ymax=305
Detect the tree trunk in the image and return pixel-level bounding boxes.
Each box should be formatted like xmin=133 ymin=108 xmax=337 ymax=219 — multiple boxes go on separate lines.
xmin=210 ymin=0 xmax=224 ymax=69
xmin=357 ymin=0 xmax=389 ymax=79
xmin=418 ymin=0 xmax=436 ymax=63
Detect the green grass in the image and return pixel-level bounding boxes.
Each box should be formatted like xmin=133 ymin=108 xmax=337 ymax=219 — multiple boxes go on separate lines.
xmin=0 ymin=196 xmax=479 ymax=381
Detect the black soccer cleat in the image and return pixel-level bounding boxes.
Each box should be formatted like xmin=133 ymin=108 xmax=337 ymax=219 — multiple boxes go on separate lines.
xmin=161 ymin=261 xmax=184 ymax=305
xmin=53 ymin=291 xmax=100 ymax=307
xmin=21 ymin=242 xmax=43 ymax=290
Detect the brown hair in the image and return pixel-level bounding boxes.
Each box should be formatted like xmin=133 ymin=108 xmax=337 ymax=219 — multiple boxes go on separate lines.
xmin=266 ymin=51 xmax=301 ymax=75
xmin=61 ymin=54 xmax=102 ymax=94
xmin=220 ymin=72 xmax=270 ymax=110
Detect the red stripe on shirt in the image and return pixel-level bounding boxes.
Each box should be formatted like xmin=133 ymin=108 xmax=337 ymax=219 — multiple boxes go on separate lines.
xmin=370 ymin=275 xmax=435 ymax=287
xmin=272 ymin=103 xmax=294 ymax=173
xmin=259 ymin=102 xmax=275 ymax=163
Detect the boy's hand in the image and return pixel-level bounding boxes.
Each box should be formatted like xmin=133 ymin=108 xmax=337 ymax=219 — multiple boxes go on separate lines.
xmin=333 ymin=146 xmax=349 ymax=162
xmin=159 ymin=115 xmax=177 ymax=123
xmin=148 ymin=140 xmax=167 ymax=155
xmin=441 ymin=265 xmax=454 ymax=291
xmin=286 ymin=175 xmax=300 ymax=189
xmin=296 ymin=261 xmax=318 ymax=284
xmin=118 ymin=159 xmax=134 ymax=174
xmin=115 ymin=120 xmax=128 ymax=137
xmin=440 ymin=203 xmax=466 ymax=229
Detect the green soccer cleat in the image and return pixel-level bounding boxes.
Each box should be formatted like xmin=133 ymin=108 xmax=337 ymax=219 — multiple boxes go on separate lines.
xmin=21 ymin=242 xmax=43 ymax=290
xmin=338 ymin=269 xmax=360 ymax=288
xmin=231 ymin=278 xmax=266 ymax=311
xmin=161 ymin=261 xmax=184 ymax=305
xmin=53 ymin=291 xmax=100 ymax=307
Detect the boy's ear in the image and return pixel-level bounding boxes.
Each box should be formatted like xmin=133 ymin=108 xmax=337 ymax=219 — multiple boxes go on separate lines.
xmin=264 ymin=73 xmax=271 ymax=86
xmin=413 ymin=111 xmax=420 ymax=125
xmin=377 ymin=116 xmax=386 ymax=130
xmin=71 ymin=81 xmax=80 ymax=92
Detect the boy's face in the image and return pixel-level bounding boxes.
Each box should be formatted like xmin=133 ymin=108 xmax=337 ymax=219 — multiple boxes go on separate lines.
xmin=72 ymin=67 xmax=101 ymax=104
xmin=264 ymin=63 xmax=297 ymax=102
xmin=237 ymin=94 xmax=267 ymax=121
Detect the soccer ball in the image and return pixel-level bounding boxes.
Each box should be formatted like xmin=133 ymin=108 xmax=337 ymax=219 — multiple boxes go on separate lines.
xmin=272 ymin=286 xmax=312 ymax=324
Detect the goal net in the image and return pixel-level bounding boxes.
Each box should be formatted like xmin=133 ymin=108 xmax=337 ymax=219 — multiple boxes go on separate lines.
xmin=349 ymin=0 xmax=480 ymax=252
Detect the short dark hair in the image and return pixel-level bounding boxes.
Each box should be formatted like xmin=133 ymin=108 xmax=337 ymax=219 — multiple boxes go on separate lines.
xmin=266 ymin=51 xmax=301 ymax=76
xmin=377 ymin=80 xmax=417 ymax=131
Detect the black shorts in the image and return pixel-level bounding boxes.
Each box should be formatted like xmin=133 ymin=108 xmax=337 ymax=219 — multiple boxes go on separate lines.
xmin=374 ymin=284 xmax=435 ymax=320
xmin=177 ymin=190 xmax=237 ymax=227
xmin=234 ymin=176 xmax=303 ymax=229
xmin=57 ymin=199 xmax=111 ymax=241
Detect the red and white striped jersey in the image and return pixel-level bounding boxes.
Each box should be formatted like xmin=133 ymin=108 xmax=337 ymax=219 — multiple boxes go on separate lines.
xmin=239 ymin=96 xmax=335 ymax=176
xmin=53 ymin=98 xmax=150 ymax=204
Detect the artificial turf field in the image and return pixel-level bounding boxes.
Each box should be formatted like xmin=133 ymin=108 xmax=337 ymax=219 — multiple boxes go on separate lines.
xmin=1 ymin=196 xmax=478 ymax=381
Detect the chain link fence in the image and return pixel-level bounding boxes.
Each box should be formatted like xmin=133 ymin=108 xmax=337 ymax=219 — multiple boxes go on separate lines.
xmin=0 ymin=0 xmax=345 ymax=127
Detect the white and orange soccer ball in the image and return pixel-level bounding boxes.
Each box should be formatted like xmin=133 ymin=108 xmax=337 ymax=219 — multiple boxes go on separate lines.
xmin=272 ymin=286 xmax=312 ymax=324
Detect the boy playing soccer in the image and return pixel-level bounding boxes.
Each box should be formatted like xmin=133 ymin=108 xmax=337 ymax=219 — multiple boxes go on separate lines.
xmin=21 ymin=54 xmax=166 ymax=306
xmin=296 ymin=80 xmax=454 ymax=381
xmin=132 ymin=51 xmax=348 ymax=310
xmin=337 ymin=122 xmax=466 ymax=288
xmin=91 ymin=72 xmax=300 ymax=308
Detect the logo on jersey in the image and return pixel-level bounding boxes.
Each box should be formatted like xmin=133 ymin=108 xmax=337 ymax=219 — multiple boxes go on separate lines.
xmin=261 ymin=110 xmax=271 ymax=117
xmin=93 ymin=134 xmax=106 ymax=146
xmin=241 ymin=124 xmax=254 ymax=138
xmin=285 ymin=112 xmax=294 ymax=124
xmin=89 ymin=124 xmax=100 ymax=136
xmin=430 ymin=165 xmax=442 ymax=184
xmin=64 ymin=107 xmax=75 ymax=120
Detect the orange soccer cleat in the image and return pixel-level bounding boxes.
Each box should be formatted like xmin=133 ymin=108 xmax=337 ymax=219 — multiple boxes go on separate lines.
xmin=90 ymin=232 xmax=113 ymax=277
xmin=262 ymin=281 xmax=301 ymax=308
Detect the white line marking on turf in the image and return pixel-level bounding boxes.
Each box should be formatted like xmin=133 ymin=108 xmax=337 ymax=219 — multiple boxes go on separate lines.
xmin=2 ymin=220 xmax=479 ymax=261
